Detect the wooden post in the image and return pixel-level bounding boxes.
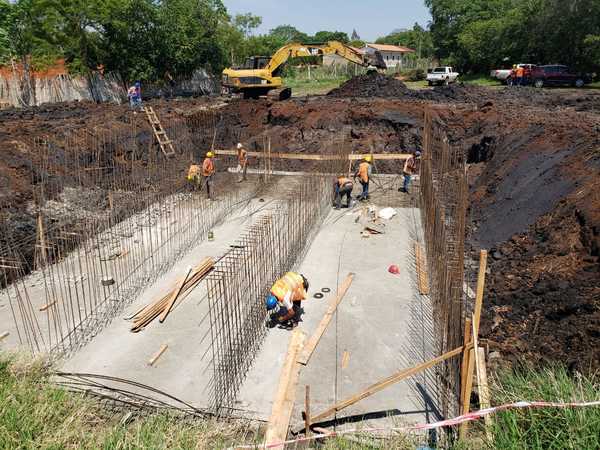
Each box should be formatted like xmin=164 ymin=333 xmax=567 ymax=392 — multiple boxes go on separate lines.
xmin=476 ymin=347 xmax=492 ymax=435
xmin=459 ymin=317 xmax=472 ymax=403
xmin=37 ymin=214 xmax=47 ymax=267
xmin=459 ymin=346 xmax=476 ymax=440
xmin=473 ymin=249 xmax=488 ymax=337
xmin=305 ymin=385 xmax=311 ymax=437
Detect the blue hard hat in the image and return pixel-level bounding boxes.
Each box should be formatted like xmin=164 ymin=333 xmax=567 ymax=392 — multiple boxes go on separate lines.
xmin=266 ymin=294 xmax=278 ymax=310
xmin=135 ymin=81 xmax=141 ymax=87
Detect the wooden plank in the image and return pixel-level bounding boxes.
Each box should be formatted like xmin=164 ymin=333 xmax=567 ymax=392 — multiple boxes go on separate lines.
xmin=265 ymin=328 xmax=306 ymax=448
xmin=460 ymin=318 xmax=473 ymax=404
xmin=305 ymin=385 xmax=311 ymax=436
xmin=0 ymin=332 xmax=9 ymax=341
xmin=341 ymin=350 xmax=350 ymax=369
xmin=297 ymin=273 xmax=354 ymax=366
xmin=476 ymin=346 xmax=493 ymax=437
xmin=159 ymin=266 xmax=192 ymax=323
xmin=214 ymin=149 xmax=413 ymax=161
xmin=415 ymin=242 xmax=430 ymax=295
xmin=459 ymin=347 xmax=476 ymax=440
xmin=39 ymin=301 xmax=56 ymax=312
xmin=310 ymin=345 xmax=465 ymax=423
xmin=473 ymin=249 xmax=488 ymax=337
xmin=148 ymin=344 xmax=168 ymax=366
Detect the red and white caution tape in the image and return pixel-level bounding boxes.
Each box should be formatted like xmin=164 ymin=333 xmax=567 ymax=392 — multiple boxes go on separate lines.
xmin=232 ymin=400 xmax=600 ymax=449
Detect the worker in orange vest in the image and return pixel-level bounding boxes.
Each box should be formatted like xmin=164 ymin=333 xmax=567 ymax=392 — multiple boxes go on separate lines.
xmin=236 ymin=143 xmax=248 ymax=182
xmin=187 ymin=162 xmax=202 ymax=190
xmin=354 ymin=155 xmax=372 ymax=201
xmin=516 ymin=65 xmax=525 ymax=86
xmin=202 ymin=151 xmax=216 ymax=199
xmin=334 ymin=175 xmax=354 ymax=209
xmin=266 ymin=272 xmax=310 ymax=326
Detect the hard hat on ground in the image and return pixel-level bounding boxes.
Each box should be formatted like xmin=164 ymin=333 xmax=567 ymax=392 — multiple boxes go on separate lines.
xmin=364 ymin=155 xmax=372 ymax=162
xmin=301 ymin=274 xmax=309 ymax=292
xmin=237 ymin=143 xmax=243 ymax=149
xmin=266 ymin=294 xmax=278 ymax=310
xmin=207 ymin=151 xmax=214 ymax=158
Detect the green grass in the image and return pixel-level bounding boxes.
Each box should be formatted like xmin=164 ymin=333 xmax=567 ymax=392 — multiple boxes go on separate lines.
xmin=286 ymin=76 xmax=349 ymax=97
xmin=0 ymin=355 xmax=258 ymax=449
xmin=458 ymin=74 xmax=504 ymax=87
xmin=457 ymin=366 xmax=600 ymax=450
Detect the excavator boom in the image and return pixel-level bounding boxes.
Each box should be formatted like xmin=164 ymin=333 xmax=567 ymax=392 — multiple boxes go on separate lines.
xmin=222 ymin=41 xmax=386 ymax=99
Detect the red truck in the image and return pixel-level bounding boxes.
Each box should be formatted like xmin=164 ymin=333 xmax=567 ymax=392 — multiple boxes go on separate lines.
xmin=530 ymin=65 xmax=592 ymax=88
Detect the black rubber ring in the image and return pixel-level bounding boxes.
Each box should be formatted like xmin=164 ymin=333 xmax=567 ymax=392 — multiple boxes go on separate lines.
xmin=313 ymin=293 xmax=324 ymax=299
xmin=321 ymin=287 xmax=331 ymax=293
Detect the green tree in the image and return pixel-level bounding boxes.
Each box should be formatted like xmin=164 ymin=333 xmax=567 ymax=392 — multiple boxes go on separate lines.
xmin=233 ymin=12 xmax=261 ymax=37
xmin=376 ymin=23 xmax=434 ymax=58
xmin=312 ymin=30 xmax=349 ymax=43
xmin=269 ymin=24 xmax=308 ymax=43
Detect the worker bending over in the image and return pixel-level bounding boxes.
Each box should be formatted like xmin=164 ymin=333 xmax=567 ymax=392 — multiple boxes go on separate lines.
xmin=354 ymin=155 xmax=372 ymax=201
xmin=266 ymin=272 xmax=310 ymax=326
xmin=202 ymin=151 xmax=216 ymax=199
xmin=187 ymin=162 xmax=202 ymax=190
xmin=334 ymin=175 xmax=354 ymax=209
xmin=237 ymin=143 xmax=248 ymax=182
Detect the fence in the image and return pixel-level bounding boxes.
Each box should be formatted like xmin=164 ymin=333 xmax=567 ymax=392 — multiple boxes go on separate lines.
xmin=419 ymin=106 xmax=469 ymax=418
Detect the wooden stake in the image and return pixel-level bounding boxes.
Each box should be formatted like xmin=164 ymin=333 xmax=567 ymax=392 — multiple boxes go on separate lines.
xmin=39 ymin=301 xmax=56 ymax=312
xmin=159 ymin=266 xmax=192 ymax=323
xmin=459 ymin=347 xmax=476 ymax=440
xmin=265 ymin=328 xmax=306 ymax=448
xmin=213 ymin=149 xmax=414 ymax=161
xmin=297 ymin=273 xmax=354 ymax=365
xmin=310 ymin=345 xmax=465 ymax=423
xmin=0 ymin=332 xmax=9 ymax=341
xmin=473 ymin=249 xmax=488 ymax=337
xmin=305 ymin=385 xmax=311 ymax=437
xmin=148 ymin=344 xmax=168 ymax=366
xmin=460 ymin=318 xmax=472 ymax=404
xmin=476 ymin=346 xmax=493 ymax=439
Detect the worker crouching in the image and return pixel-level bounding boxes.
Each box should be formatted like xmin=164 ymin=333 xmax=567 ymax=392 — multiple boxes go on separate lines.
xmin=202 ymin=151 xmax=216 ymax=199
xmin=334 ymin=175 xmax=354 ymax=209
xmin=266 ymin=272 xmax=309 ymax=328
xmin=187 ymin=163 xmax=202 ymax=190
xmin=237 ymin=143 xmax=248 ymax=182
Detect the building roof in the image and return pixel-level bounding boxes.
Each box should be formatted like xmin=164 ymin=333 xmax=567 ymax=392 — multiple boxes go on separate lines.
xmin=366 ymin=43 xmax=415 ymax=53
xmin=350 ymin=46 xmax=365 ymax=55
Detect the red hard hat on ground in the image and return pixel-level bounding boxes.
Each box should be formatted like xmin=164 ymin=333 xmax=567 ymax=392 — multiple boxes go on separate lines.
xmin=388 ymin=265 xmax=400 ymax=275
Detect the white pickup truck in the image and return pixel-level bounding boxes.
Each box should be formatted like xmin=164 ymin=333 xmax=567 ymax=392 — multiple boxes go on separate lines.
xmin=427 ymin=66 xmax=460 ymax=86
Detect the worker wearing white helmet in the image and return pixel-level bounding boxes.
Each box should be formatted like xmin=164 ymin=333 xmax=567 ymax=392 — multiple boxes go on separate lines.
xmin=202 ymin=151 xmax=216 ymax=200
xmin=236 ymin=143 xmax=248 ymax=182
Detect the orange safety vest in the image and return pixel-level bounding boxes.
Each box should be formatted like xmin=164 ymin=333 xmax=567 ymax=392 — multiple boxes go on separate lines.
xmin=516 ymin=67 xmax=524 ymax=77
xmin=271 ymin=272 xmax=306 ymax=303
xmin=188 ymin=164 xmax=201 ymax=178
xmin=357 ymin=162 xmax=370 ymax=183
xmin=238 ymin=148 xmax=247 ymax=165
xmin=202 ymin=157 xmax=215 ymax=176
xmin=338 ymin=176 xmax=353 ymax=188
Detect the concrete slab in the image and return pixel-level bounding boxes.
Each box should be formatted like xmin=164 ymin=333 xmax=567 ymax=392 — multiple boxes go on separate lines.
xmin=58 ymin=197 xmax=272 ymax=408
xmin=237 ymin=204 xmax=438 ymax=430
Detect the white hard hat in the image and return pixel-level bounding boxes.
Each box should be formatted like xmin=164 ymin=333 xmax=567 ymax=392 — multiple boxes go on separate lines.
xmin=237 ymin=143 xmax=243 ymax=149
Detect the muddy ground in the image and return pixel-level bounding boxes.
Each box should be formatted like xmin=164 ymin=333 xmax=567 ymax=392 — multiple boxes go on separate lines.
xmin=1 ymin=74 xmax=599 ymax=372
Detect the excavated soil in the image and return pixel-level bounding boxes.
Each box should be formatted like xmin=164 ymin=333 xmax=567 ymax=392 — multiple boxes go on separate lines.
xmin=1 ymin=74 xmax=599 ymax=372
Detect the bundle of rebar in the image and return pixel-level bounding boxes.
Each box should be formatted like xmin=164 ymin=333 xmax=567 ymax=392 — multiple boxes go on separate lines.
xmin=130 ymin=257 xmax=214 ymax=332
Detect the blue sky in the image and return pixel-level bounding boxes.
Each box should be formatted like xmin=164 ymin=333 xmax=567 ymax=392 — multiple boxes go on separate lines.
xmin=222 ymin=0 xmax=431 ymax=41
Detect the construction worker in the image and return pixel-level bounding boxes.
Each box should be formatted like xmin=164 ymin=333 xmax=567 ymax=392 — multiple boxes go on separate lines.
xmin=516 ymin=65 xmax=525 ymax=86
xmin=236 ymin=143 xmax=248 ymax=182
xmin=187 ymin=162 xmax=202 ymax=190
xmin=400 ymin=151 xmax=421 ymax=193
xmin=509 ymin=65 xmax=517 ymax=86
xmin=202 ymin=151 xmax=216 ymax=199
xmin=266 ymin=272 xmax=310 ymax=326
xmin=127 ymin=81 xmax=142 ymax=109
xmin=334 ymin=175 xmax=354 ymax=209
xmin=354 ymin=155 xmax=372 ymax=201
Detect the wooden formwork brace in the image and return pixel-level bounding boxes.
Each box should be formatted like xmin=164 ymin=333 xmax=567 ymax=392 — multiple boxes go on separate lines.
xmin=415 ymin=242 xmax=430 ymax=295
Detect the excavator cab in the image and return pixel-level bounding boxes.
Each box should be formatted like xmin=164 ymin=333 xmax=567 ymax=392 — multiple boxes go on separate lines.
xmin=239 ymin=56 xmax=271 ymax=70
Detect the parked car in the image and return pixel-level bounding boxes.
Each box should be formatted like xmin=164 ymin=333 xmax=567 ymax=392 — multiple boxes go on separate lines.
xmin=490 ymin=64 xmax=536 ymax=84
xmin=427 ymin=67 xmax=460 ymax=86
xmin=530 ymin=65 xmax=592 ymax=88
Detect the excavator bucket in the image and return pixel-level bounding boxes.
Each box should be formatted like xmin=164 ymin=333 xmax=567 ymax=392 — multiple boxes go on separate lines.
xmin=366 ymin=51 xmax=387 ymax=70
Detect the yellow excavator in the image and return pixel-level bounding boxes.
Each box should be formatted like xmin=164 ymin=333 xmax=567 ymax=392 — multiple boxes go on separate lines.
xmin=221 ymin=41 xmax=387 ymax=100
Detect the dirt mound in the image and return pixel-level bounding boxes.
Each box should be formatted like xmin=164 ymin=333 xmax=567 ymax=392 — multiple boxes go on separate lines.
xmin=328 ymin=73 xmax=412 ymax=98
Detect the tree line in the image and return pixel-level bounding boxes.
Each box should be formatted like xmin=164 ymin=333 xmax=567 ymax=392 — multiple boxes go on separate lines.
xmin=425 ymin=0 xmax=600 ymax=72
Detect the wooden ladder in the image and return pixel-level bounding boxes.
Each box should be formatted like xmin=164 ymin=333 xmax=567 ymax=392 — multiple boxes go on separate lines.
xmin=143 ymin=106 xmax=175 ymax=157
